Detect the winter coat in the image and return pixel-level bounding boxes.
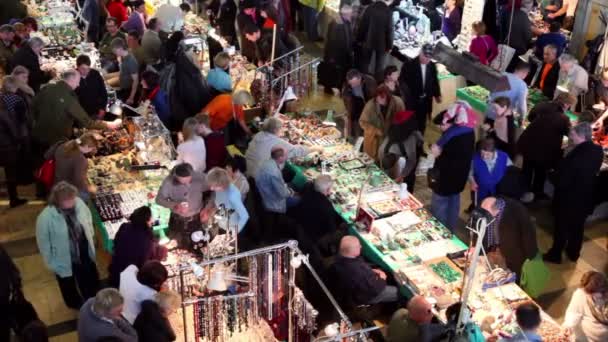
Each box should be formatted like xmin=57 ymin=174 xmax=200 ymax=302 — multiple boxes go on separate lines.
xmin=517 ymin=101 xmax=570 ymax=168
xmin=170 ymin=48 xmax=212 ymax=129
xmin=342 ymin=74 xmax=376 ymax=122
xmin=433 ymin=126 xmax=475 ymax=196
xmin=35 ymin=198 xmax=96 ymax=278
xmin=133 ymin=300 xmax=176 ymax=342
xmin=398 ymin=57 xmax=441 ymax=111
xmin=356 ymin=1 xmax=393 ymax=53
xmin=359 ymin=96 xmax=405 ymax=160
xmin=9 ymin=45 xmax=52 ymax=93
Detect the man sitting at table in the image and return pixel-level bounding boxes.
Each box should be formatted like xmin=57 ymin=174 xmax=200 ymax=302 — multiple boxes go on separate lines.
xmin=528 ymin=44 xmax=561 ymax=99
xmin=331 ymin=235 xmax=399 ymax=307
xmin=387 ymin=295 xmax=448 ymax=342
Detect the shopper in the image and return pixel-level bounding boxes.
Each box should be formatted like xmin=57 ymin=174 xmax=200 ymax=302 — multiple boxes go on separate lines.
xmin=299 ymin=0 xmax=322 ymax=41
xmin=141 ymin=18 xmax=162 ymax=66
xmin=484 ymin=96 xmax=516 ymax=157
xmin=133 ymin=291 xmax=180 ymax=342
xmin=81 ymin=0 xmax=103 ymax=43
xmin=207 ymin=52 xmax=232 ymax=93
xmin=546 ymin=0 xmax=578 ymax=30
xmin=499 ymin=8 xmax=532 ymax=65
xmin=156 ymin=163 xmax=208 ymax=247
xmin=122 ymin=0 xmax=146 ymax=37
xmin=108 ymin=206 xmax=168 ymax=288
xmin=331 ymin=235 xmax=399 ymax=306
xmin=155 ymin=2 xmax=190 ymax=33
xmin=199 ymin=90 xmax=253 ymax=144
xmin=106 ymin=0 xmax=128 ymax=27
xmin=356 ymin=0 xmax=394 ymax=79
xmin=535 ymin=22 xmax=566 ymax=58
xmin=544 ymin=123 xmax=603 ymax=264
xmin=0 ymin=25 xmax=16 ymax=72
xmin=441 ymin=0 xmax=462 ymax=42
xmin=9 ymin=37 xmax=53 ymax=93
xmin=558 ymin=53 xmax=589 ymax=100
xmin=0 ymin=245 xmax=34 ymax=341
xmin=140 ymin=70 xmax=170 ymax=127
xmin=236 ymin=1 xmax=263 ymax=63
xmin=36 ymin=182 xmax=100 ymax=309
xmin=469 ymin=138 xmax=512 ymax=206
xmin=529 ymin=44 xmax=561 ymax=99
xmin=31 ymin=69 xmax=120 ymax=148
xmin=226 ymin=156 xmax=250 ymax=201
xmin=342 ymin=69 xmax=377 ymax=138
xmin=48 ymin=133 xmax=98 ymax=200
xmin=429 ymin=110 xmax=475 ymax=231
xmin=176 ymin=117 xmax=207 ymax=173
xmin=0 ymin=76 xmax=29 ymax=208
xmin=480 ymin=197 xmax=538 ymax=279
xmin=242 ymin=22 xmax=290 ymax=67
xmin=77 ymin=288 xmax=137 ymax=342
xmin=359 ymin=85 xmax=405 ymax=161
xmin=126 ymin=30 xmax=145 ymax=68
xmin=380 ymin=108 xmax=422 ymax=177
xmin=517 ymin=93 xmax=574 ymax=202
xmin=75 ymin=55 xmax=108 ymax=119
xmin=107 ymin=38 xmax=139 ymax=105
xmin=11 ymin=66 xmax=35 ymax=109
xmin=321 ymin=5 xmax=354 ymax=93
xmin=255 ymin=147 xmax=299 ymax=214
xmin=194 ymin=114 xmax=228 ymax=171
xmin=0 ymin=0 xmax=27 ymax=27
xmin=387 ymin=295 xmax=446 ymax=341
xmin=563 ymin=271 xmax=608 ymax=342
xmin=204 ymin=167 xmax=250 ymax=234
xmin=399 ymin=44 xmax=441 ymax=135
xmin=119 ymin=261 xmax=168 ymax=324
xmin=381 ymin=65 xmax=402 ymax=98
xmin=469 ymin=21 xmax=497 ymax=65
xmin=245 ymin=116 xmax=319 ymax=177
xmin=99 ymin=17 xmax=126 ymax=72
xmin=487 ymin=62 xmax=529 ymax=121
xmin=505 ymin=302 xmax=542 ymax=341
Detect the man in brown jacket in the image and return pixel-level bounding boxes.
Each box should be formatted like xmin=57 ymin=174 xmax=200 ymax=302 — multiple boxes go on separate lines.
xmin=341 ymin=69 xmax=376 ymax=139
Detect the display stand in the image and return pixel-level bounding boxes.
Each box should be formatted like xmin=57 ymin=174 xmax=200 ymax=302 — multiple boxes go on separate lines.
xmin=168 ymin=241 xmax=368 ymax=342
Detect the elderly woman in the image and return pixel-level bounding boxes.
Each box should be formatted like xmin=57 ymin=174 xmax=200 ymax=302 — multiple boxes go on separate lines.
xmin=469 ymin=138 xmax=512 ymax=206
xmin=134 ymin=290 xmax=181 ymax=342
xmin=207 ymin=52 xmax=232 ymax=94
xmin=36 ymin=181 xmax=99 ymax=309
xmin=77 ymin=288 xmax=137 ymax=342
xmin=359 ymin=84 xmax=405 ymax=161
xmin=245 ymin=116 xmax=323 ymax=177
xmin=564 ymin=271 xmax=608 ymax=342
xmin=558 ymin=54 xmax=589 ymax=104
xmin=203 ymin=167 xmax=250 ymax=234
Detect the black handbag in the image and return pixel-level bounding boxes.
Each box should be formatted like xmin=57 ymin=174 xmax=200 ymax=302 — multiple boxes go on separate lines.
xmin=427 ymin=166 xmax=440 ymax=192
xmin=9 ymin=291 xmax=39 ymax=335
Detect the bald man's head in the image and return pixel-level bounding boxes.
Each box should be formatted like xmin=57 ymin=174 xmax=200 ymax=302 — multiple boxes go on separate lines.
xmin=481 ymin=197 xmax=499 ymax=217
xmin=339 ymin=236 xmax=361 ymax=258
xmin=407 ymin=295 xmax=433 ymax=324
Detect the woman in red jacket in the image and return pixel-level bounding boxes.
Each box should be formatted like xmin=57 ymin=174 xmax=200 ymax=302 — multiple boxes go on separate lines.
xmin=469 ymin=21 xmax=498 ymax=65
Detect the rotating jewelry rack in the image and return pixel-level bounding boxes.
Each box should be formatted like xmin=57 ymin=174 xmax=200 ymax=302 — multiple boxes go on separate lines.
xmin=171 ymin=240 xmax=354 ymax=342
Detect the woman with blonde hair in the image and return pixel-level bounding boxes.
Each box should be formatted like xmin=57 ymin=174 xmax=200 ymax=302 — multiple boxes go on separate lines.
xmin=133 ymin=290 xmax=181 ymax=341
xmin=176 ymin=117 xmax=207 ymax=173
xmin=202 ymin=167 xmax=249 ymax=235
xmin=469 ymin=21 xmax=497 ymax=65
xmin=564 ymin=271 xmax=608 ymax=341
xmin=36 ymin=181 xmax=99 ymax=309
xmin=46 ymin=132 xmax=98 ymax=200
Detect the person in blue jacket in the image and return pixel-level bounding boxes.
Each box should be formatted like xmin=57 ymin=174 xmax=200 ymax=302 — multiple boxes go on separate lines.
xmin=141 ymin=70 xmax=170 ymax=128
xmin=469 ymin=137 xmax=512 ymax=206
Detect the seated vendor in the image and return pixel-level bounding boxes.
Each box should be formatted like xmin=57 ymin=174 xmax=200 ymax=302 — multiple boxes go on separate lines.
xmin=535 ymin=22 xmax=566 ymax=58
xmin=387 ymin=296 xmax=448 ymax=342
xmin=330 ymin=236 xmax=399 ymax=307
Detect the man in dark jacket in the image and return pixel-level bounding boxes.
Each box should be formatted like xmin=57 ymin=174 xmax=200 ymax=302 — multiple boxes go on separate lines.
xmin=133 ymin=297 xmax=177 ymax=342
xmin=77 ymin=288 xmax=137 ymax=342
xmin=480 ymin=196 xmax=539 ymax=279
xmin=9 ymin=37 xmax=53 ymax=93
xmin=430 ymin=110 xmax=475 ymax=231
xmin=236 ymin=2 xmax=264 ymax=63
xmin=544 ymin=123 xmax=604 ymax=263
xmin=0 ymin=0 xmax=27 ymax=26
xmin=330 ymin=235 xmax=399 ymax=307
xmin=517 ymin=93 xmax=574 ymax=201
xmin=399 ymin=45 xmax=442 ymax=135
xmin=356 ymin=0 xmax=394 ymax=80
xmin=528 ymin=44 xmax=560 ymax=99
xmin=499 ymin=8 xmax=532 ymax=66
xmin=321 ymin=5 xmax=354 ymax=92
xmin=342 ymin=69 xmax=377 ymax=138
xmin=75 ymin=55 xmax=108 ymax=118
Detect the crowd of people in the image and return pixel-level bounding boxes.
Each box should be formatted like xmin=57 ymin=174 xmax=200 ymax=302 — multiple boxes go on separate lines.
xmin=0 ymin=0 xmax=607 ymax=341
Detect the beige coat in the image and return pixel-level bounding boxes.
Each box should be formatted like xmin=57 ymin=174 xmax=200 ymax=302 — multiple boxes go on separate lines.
xmin=359 ymin=95 xmax=405 ymax=160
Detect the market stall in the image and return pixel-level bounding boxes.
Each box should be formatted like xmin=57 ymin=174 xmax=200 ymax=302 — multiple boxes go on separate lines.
xmin=277 ymin=111 xmax=570 ymax=341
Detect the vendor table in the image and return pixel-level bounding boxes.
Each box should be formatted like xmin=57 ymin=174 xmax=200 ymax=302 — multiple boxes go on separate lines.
xmin=456 ymin=85 xmax=578 ymax=122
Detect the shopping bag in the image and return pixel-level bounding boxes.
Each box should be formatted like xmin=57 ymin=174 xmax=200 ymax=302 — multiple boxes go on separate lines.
xmin=490 ymin=44 xmax=516 ymax=72
xmin=35 ymin=159 xmax=55 ymax=191
xmin=520 ymin=252 xmax=551 ymax=298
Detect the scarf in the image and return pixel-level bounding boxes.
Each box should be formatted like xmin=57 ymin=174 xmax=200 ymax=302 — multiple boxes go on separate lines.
xmin=60 ymin=207 xmax=86 ymax=264
xmin=588 ymin=295 xmax=608 ymax=326
xmin=485 ymin=197 xmax=506 ymax=248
